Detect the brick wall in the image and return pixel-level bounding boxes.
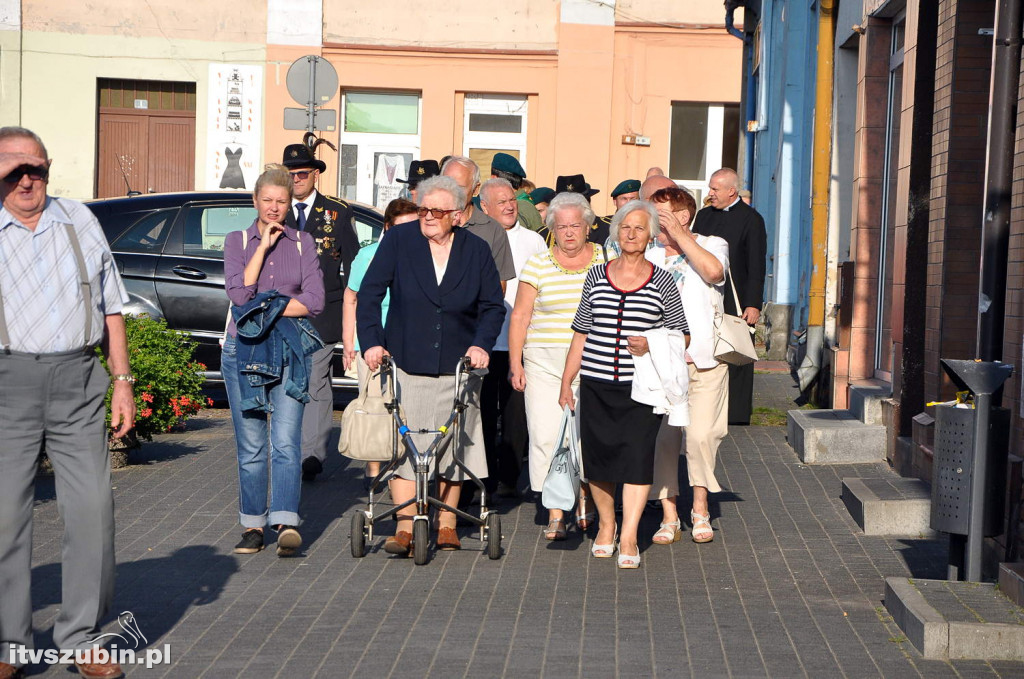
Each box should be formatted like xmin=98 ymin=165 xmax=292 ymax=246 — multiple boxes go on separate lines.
xmin=925 ymin=0 xmax=993 ymax=403
xmin=847 ymin=16 xmax=891 ymax=383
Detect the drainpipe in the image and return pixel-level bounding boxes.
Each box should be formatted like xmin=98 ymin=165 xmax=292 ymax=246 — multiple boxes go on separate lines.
xmin=796 ymin=0 xmax=834 ymax=393
xmin=725 ymin=1 xmax=747 ymax=42
xmin=977 ymin=0 xmax=1022 ymax=364
xmin=725 ymin=1 xmax=756 ymax=197
xmin=977 ymin=0 xmax=1022 ymax=562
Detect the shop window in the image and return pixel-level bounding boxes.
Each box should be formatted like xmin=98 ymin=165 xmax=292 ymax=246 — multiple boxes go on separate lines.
xmin=344 ymin=92 xmax=419 ymax=135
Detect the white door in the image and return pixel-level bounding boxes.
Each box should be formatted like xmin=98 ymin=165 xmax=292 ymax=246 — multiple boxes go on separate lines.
xmin=462 ymin=94 xmax=528 ymax=177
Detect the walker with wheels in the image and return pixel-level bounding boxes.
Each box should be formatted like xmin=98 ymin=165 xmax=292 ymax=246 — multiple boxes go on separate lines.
xmin=350 ymin=355 xmax=502 ymax=565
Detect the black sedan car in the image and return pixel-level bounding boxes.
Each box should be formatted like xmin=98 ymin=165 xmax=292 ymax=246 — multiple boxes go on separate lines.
xmin=87 ymin=191 xmax=384 ymax=389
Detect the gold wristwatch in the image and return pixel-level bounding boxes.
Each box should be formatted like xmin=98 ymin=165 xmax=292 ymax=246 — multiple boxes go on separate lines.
xmin=112 ymin=374 xmax=136 ymax=384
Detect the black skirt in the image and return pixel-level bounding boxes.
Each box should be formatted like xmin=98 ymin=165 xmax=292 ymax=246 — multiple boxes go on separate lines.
xmin=579 ymin=377 xmax=662 ymax=485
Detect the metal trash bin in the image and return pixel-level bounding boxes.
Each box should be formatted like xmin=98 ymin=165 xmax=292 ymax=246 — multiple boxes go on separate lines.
xmin=930 ymin=359 xmax=1013 ymax=581
xmin=931 ymin=404 xmax=1008 ymax=537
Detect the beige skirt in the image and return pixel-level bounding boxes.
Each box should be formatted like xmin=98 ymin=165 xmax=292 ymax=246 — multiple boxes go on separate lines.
xmin=391 ymin=366 xmax=487 ymax=482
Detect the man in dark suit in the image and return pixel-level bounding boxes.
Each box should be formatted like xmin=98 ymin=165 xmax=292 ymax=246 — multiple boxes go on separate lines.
xmin=692 ymin=168 xmax=767 ymax=425
xmin=282 ymin=143 xmax=360 ymax=480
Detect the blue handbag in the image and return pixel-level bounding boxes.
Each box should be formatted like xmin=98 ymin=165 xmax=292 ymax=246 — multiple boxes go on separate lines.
xmin=541 ymin=406 xmax=582 ymax=511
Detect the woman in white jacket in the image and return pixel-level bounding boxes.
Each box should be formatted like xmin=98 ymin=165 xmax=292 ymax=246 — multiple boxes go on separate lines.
xmin=645 ymin=187 xmax=730 ymax=544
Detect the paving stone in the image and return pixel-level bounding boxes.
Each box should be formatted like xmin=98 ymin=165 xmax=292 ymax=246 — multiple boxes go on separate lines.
xmin=18 ymin=376 xmax=1024 ymax=677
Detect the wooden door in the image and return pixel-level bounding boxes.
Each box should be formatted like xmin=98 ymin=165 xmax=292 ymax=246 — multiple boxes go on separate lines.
xmin=148 ymin=115 xmax=195 ymax=194
xmin=97 ymin=79 xmax=197 ymax=198
xmin=97 ymin=114 xmax=148 ymax=198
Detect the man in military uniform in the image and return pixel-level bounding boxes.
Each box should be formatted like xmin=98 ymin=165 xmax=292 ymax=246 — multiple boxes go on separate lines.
xmin=281 ymin=143 xmax=360 ymax=481
xmin=397 ymin=159 xmax=440 ymax=204
xmin=592 ymin=178 xmax=641 ymax=246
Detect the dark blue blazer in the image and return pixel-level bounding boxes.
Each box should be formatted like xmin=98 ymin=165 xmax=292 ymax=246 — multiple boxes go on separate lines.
xmin=357 ymin=222 xmax=505 ymax=376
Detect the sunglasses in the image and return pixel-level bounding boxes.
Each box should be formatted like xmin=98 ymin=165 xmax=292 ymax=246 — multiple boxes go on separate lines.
xmin=417 ymin=207 xmax=458 ymax=219
xmin=3 ymin=164 xmax=49 ymax=184
xmin=288 ymin=170 xmax=313 ymax=180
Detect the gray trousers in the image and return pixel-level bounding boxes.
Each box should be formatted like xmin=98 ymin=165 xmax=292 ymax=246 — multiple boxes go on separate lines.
xmin=0 ymin=350 xmax=115 ymax=662
xmin=301 ymin=343 xmax=335 ymax=463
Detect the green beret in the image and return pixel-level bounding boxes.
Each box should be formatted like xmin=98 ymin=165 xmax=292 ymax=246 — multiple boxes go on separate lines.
xmin=611 ymin=179 xmax=641 ymax=198
xmin=491 ymin=152 xmax=526 ymax=178
xmin=530 ymin=187 xmax=556 ymax=205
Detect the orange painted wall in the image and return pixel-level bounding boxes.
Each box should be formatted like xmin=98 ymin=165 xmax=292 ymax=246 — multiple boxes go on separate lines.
xmin=605 ymin=27 xmax=743 ymax=213
xmin=267 ymin=44 xmax=559 ymax=199
xmin=263 ymin=23 xmax=741 ymax=214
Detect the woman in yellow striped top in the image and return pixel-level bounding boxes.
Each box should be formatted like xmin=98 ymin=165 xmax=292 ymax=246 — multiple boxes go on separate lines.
xmin=508 ymin=192 xmax=607 ymax=540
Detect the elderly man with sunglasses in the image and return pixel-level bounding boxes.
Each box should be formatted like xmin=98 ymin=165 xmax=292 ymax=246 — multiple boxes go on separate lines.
xmin=281 ymin=143 xmax=360 ymax=481
xmin=0 ymin=127 xmax=133 ymax=679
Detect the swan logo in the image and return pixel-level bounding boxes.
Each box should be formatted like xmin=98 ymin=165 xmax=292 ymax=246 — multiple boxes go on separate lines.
xmin=6 ymin=611 xmax=170 ymax=669
xmin=89 ymin=611 xmax=147 ymax=649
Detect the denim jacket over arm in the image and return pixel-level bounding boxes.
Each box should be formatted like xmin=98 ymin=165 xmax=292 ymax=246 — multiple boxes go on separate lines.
xmin=232 ymin=290 xmax=324 ymax=412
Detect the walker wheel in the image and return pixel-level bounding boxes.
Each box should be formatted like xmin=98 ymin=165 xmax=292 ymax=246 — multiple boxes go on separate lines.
xmin=350 ymin=512 xmax=366 ymax=558
xmin=486 ymin=513 xmax=502 ymax=560
xmin=413 ymin=518 xmax=429 ymax=565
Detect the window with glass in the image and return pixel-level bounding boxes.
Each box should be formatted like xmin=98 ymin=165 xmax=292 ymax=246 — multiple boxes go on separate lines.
xmin=463 ymin=94 xmax=528 ymax=177
xmin=668 ymin=102 xmax=741 ymax=201
xmin=343 ymin=92 xmax=419 ymax=135
xmin=111 ymin=210 xmax=176 ymax=254
xmin=183 ymin=205 xmax=257 ymax=257
xmin=339 ymin=91 xmax=422 ymax=207
xmin=875 ymin=17 xmax=905 ymax=378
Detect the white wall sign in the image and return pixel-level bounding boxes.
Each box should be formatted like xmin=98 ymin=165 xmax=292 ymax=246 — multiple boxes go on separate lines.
xmin=206 ymin=64 xmax=263 ymax=191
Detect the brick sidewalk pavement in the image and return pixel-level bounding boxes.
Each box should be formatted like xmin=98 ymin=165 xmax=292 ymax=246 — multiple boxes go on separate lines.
xmin=22 ymin=382 xmax=1024 ymax=677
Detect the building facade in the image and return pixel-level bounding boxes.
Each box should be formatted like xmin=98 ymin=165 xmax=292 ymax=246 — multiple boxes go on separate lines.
xmin=743 ymin=0 xmax=1024 ymax=568
xmin=1 ymin=0 xmax=743 ymax=219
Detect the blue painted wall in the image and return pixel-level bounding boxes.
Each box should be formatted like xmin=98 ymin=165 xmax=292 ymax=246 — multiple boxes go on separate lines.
xmin=748 ymin=0 xmax=819 ymax=341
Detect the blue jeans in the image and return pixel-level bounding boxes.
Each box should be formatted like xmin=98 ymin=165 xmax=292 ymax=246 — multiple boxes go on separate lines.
xmin=223 ymin=335 xmax=303 ymax=528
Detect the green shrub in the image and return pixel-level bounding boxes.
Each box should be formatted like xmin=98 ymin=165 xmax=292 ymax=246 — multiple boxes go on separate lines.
xmin=98 ymin=315 xmax=209 ymax=442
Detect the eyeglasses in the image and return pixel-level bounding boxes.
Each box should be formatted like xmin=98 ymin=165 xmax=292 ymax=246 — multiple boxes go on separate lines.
xmin=554 ymin=223 xmax=585 ymax=232
xmin=417 ymin=207 xmax=458 ymax=219
xmin=3 ymin=165 xmax=49 ymax=184
xmin=288 ymin=170 xmax=313 ymax=180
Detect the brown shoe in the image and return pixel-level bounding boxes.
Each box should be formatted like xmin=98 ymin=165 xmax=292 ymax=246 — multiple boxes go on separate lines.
xmin=437 ymin=526 xmax=461 ymax=551
xmin=0 ymin=661 xmax=25 ymax=679
xmin=74 ymin=651 xmax=124 ymax=679
xmin=384 ymin=530 xmax=413 ymax=555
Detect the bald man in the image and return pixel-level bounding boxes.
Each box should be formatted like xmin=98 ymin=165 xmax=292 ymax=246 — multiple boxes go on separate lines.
xmin=640 ymin=174 xmax=676 ymax=200
xmin=691 ymin=168 xmax=767 ymax=425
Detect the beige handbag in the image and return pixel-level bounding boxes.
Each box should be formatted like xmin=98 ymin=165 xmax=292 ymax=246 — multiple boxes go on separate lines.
xmin=713 ymin=274 xmax=758 ymax=366
xmin=338 ymin=366 xmax=396 ymax=461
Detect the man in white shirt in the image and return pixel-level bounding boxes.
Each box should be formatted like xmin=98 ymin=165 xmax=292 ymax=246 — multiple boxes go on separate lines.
xmin=479 ymin=178 xmax=546 ymax=497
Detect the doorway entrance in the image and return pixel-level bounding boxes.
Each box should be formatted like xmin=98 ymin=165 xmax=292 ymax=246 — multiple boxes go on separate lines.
xmin=96 ymin=79 xmax=196 ymax=198
xmin=338 ymin=91 xmax=421 ymax=209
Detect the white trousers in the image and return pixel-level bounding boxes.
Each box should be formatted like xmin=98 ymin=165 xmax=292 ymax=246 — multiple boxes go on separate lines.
xmin=523 ymin=346 xmax=579 ymax=492
xmin=649 ymin=361 xmax=729 ymax=499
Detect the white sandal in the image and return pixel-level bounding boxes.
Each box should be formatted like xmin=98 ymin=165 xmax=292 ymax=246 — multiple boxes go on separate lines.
xmin=591 ymin=531 xmax=618 ymax=558
xmin=617 ymin=545 xmax=641 ymax=569
xmin=652 ymin=519 xmax=682 ymax=545
xmin=691 ymin=511 xmax=714 ymax=543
